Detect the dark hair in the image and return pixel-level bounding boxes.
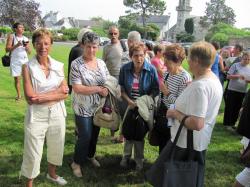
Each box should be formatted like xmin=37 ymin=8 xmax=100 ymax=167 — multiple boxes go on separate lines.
xmin=32 ymin=28 xmax=53 ymax=45
xmin=82 ymin=32 xmax=100 ymax=45
xmin=211 ymin=41 xmax=220 ymax=50
xmin=145 ymin=42 xmax=153 ymax=51
xmin=12 ymin=22 xmax=22 ymax=29
xmin=235 ymin=44 xmax=243 ymax=52
xmin=164 ymin=44 xmax=186 ymax=63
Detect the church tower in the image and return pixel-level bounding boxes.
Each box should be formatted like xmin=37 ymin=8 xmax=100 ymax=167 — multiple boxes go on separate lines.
xmin=175 ymin=0 xmax=192 ymax=34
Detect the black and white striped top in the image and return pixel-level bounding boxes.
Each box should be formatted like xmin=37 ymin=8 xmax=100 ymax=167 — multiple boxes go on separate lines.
xmin=161 ymin=69 xmax=192 ymax=108
xmin=70 ymin=56 xmax=109 ymax=117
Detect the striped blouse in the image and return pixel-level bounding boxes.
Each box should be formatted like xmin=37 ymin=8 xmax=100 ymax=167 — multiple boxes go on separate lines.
xmin=161 ymin=69 xmax=192 ymax=108
xmin=70 ymin=56 xmax=109 ymax=117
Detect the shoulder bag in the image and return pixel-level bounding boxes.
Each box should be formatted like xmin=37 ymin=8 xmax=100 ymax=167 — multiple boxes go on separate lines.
xmin=93 ymin=93 xmax=121 ymax=131
xmin=162 ymin=116 xmax=199 ymax=187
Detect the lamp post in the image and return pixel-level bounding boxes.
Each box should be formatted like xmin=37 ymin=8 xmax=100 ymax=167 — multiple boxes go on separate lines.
xmin=166 ymin=12 xmax=171 ymax=42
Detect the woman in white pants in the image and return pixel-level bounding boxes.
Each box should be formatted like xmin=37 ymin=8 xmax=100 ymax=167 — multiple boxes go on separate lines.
xmin=21 ymin=28 xmax=68 ymax=187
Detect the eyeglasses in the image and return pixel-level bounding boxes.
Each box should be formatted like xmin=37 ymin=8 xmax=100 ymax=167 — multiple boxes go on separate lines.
xmin=109 ymin=32 xmax=118 ymax=36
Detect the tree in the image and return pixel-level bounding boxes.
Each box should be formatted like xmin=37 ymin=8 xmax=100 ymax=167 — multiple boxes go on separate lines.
xmin=205 ymin=22 xmax=250 ymax=46
xmin=185 ymin=18 xmax=194 ymax=35
xmin=176 ymin=32 xmax=194 ymax=42
xmin=123 ymin=0 xmax=166 ymax=37
xmin=202 ymin=0 xmax=236 ymax=25
xmin=0 ymin=0 xmax=42 ymax=30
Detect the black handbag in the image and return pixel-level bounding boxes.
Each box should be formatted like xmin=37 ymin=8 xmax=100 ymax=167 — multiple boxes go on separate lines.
xmin=122 ymin=107 xmax=148 ymax=141
xmin=162 ymin=116 xmax=199 ymax=187
xmin=1 ymin=54 xmax=10 ymax=67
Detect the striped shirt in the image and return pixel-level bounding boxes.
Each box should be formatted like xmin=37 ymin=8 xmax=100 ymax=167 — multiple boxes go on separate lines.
xmin=131 ymin=74 xmax=140 ymax=100
xmin=161 ymin=69 xmax=192 ymax=108
xmin=70 ymin=57 xmax=109 ymax=117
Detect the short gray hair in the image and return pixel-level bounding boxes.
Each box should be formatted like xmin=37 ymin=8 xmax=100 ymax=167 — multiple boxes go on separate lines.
xmin=81 ymin=32 xmax=100 ymax=45
xmin=127 ymin=31 xmax=141 ymax=42
xmin=77 ymin=28 xmax=92 ymax=43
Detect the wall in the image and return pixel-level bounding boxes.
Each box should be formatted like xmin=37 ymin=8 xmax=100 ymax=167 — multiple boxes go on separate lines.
xmin=229 ymin=37 xmax=250 ymax=48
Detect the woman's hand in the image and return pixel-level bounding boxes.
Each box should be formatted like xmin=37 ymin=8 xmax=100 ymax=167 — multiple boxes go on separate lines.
xmin=98 ymin=87 xmax=108 ymax=97
xmin=160 ymin=81 xmax=170 ymax=96
xmin=127 ymin=99 xmax=137 ymax=109
xmin=58 ymin=84 xmax=69 ymax=94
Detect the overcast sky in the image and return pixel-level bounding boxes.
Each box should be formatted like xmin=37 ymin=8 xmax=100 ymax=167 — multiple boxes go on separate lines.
xmin=35 ymin=0 xmax=249 ymax=29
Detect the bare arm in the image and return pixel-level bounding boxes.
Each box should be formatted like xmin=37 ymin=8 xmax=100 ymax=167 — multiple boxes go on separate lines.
xmin=121 ymin=90 xmax=136 ymax=108
xmin=22 ymin=65 xmax=69 ymax=105
xmin=167 ymin=109 xmax=205 ymax=131
xmin=72 ymin=84 xmax=108 ymax=97
xmin=5 ymin=34 xmax=22 ymax=53
xmin=219 ymin=56 xmax=224 ymax=72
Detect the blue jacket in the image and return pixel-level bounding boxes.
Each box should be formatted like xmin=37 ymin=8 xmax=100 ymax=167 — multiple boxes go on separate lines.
xmin=119 ymin=61 xmax=159 ymax=99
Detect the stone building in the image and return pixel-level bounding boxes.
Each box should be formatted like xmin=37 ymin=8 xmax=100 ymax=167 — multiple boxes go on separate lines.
xmin=166 ymin=0 xmax=209 ymax=42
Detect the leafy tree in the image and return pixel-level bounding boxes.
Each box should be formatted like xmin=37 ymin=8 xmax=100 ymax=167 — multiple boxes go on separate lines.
xmin=185 ymin=18 xmax=194 ymax=35
xmin=0 ymin=0 xmax=42 ymax=30
xmin=176 ymin=32 xmax=194 ymax=42
xmin=202 ymin=0 xmax=236 ymax=25
xmin=205 ymin=22 xmax=250 ymax=46
xmin=123 ymin=0 xmax=166 ymax=37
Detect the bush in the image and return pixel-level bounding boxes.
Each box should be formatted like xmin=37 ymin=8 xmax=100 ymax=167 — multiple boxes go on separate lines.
xmin=0 ymin=26 xmax=12 ymax=34
xmin=60 ymin=28 xmax=80 ymax=41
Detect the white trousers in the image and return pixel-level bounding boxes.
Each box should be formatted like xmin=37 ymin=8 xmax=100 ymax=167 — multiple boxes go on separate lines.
xmin=21 ymin=103 xmax=66 ymax=179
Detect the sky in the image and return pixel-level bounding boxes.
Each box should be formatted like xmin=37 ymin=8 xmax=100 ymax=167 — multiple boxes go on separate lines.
xmin=35 ymin=0 xmax=249 ymax=29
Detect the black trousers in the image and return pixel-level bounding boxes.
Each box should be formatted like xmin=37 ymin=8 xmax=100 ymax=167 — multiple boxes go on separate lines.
xmin=146 ymin=141 xmax=206 ymax=187
xmin=223 ymin=90 xmax=245 ymax=127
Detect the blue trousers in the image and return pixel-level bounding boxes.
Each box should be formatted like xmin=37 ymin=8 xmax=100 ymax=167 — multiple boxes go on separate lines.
xmin=73 ymin=115 xmax=100 ymax=165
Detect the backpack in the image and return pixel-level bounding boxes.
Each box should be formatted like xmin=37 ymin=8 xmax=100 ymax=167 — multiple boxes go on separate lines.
xmin=93 ymin=93 xmax=121 ymax=131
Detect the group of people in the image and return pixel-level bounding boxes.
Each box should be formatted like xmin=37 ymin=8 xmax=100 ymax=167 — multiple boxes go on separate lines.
xmin=5 ymin=22 xmax=249 ymax=187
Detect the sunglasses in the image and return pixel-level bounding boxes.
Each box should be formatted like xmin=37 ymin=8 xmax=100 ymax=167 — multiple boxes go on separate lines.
xmin=109 ymin=32 xmax=118 ymax=36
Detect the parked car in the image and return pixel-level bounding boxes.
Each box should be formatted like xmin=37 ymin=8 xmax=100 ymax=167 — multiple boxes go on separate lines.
xmin=221 ymin=45 xmax=235 ymax=57
xmin=100 ymin=37 xmax=110 ymax=46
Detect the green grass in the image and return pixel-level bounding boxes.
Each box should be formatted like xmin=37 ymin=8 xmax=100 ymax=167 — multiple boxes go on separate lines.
xmin=0 ymin=43 xmax=244 ymax=187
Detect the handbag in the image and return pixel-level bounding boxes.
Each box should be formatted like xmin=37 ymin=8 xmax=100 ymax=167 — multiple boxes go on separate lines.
xmin=93 ymin=93 xmax=121 ymax=130
xmin=1 ymin=54 xmax=10 ymax=67
xmin=2 ymin=34 xmax=15 ymax=67
xmin=162 ymin=116 xmax=199 ymax=187
xmin=122 ymin=107 xmax=148 ymax=141
xmin=148 ymin=128 xmax=160 ymax=146
xmin=240 ymin=141 xmax=250 ymax=167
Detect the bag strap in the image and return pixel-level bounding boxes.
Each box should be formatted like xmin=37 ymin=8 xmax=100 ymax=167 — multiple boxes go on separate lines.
xmin=170 ymin=115 xmax=193 ymax=160
xmin=159 ymin=73 xmax=169 ymax=101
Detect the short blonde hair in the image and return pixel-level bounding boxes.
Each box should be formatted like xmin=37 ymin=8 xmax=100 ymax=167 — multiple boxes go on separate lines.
xmin=189 ymin=41 xmax=216 ymax=68
xmin=32 ymin=28 xmax=53 ymax=45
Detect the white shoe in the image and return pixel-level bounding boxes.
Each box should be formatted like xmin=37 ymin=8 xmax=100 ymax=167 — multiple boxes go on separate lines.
xmin=87 ymin=157 xmax=101 ymax=167
xmin=46 ymin=174 xmax=67 ymax=185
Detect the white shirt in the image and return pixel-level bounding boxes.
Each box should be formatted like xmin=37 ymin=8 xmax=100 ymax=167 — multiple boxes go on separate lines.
xmin=171 ymin=75 xmax=223 ymax=151
xmin=11 ymin=34 xmax=29 ymax=63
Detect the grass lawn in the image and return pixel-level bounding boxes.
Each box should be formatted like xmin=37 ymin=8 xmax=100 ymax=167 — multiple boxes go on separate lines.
xmin=0 ymin=43 xmax=245 ymax=187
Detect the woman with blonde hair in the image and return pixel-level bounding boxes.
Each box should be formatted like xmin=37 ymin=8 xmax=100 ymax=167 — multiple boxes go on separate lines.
xmin=147 ymin=41 xmax=223 ymax=187
xmin=21 ymin=28 xmax=68 ymax=186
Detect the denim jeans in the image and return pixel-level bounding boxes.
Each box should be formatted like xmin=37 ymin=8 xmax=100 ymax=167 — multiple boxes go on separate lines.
xmin=73 ymin=115 xmax=100 ymax=165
